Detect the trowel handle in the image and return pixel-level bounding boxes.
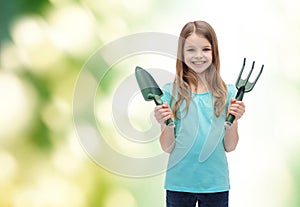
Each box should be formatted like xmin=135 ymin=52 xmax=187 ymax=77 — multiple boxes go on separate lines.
xmin=224 ymin=88 xmax=245 ymax=129
xmin=153 ymin=95 xmax=175 ymax=128
xmin=153 ymin=95 xmax=163 ymax=105
xmin=165 ymin=118 xmax=175 ymax=128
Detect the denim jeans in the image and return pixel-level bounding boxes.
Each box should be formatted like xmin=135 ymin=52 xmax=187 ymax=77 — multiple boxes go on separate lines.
xmin=166 ymin=190 xmax=229 ymax=207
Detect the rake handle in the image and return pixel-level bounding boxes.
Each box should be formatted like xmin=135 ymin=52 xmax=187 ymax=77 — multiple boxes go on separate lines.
xmin=225 ymin=87 xmax=245 ymax=128
xmin=151 ymin=95 xmax=175 ymax=128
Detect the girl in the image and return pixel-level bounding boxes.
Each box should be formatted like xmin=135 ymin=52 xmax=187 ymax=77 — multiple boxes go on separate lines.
xmin=154 ymin=21 xmax=245 ymax=207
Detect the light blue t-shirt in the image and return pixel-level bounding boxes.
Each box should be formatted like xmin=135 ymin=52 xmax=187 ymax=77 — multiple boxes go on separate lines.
xmin=161 ymin=83 xmax=237 ymax=193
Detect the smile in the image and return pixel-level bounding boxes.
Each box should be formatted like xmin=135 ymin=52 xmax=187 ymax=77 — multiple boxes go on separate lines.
xmin=192 ymin=61 xmax=206 ymax=65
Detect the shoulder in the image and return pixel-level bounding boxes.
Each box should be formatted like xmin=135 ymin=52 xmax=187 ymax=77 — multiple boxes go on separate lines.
xmin=161 ymin=82 xmax=174 ymax=103
xmin=226 ymin=84 xmax=237 ymax=106
xmin=226 ymin=84 xmax=237 ymax=97
xmin=226 ymin=84 xmax=235 ymax=92
xmin=162 ymin=82 xmax=174 ymax=93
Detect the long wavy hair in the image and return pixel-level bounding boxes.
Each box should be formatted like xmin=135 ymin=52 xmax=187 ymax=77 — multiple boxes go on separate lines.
xmin=170 ymin=20 xmax=227 ymax=119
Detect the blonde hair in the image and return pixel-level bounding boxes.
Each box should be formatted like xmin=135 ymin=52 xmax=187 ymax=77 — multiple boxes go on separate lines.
xmin=170 ymin=20 xmax=227 ymax=119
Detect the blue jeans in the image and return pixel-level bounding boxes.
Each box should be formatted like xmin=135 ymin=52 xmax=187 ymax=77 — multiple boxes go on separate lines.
xmin=166 ymin=190 xmax=228 ymax=207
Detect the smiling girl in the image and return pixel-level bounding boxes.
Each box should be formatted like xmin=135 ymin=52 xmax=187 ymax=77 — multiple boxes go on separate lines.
xmin=154 ymin=20 xmax=245 ymax=207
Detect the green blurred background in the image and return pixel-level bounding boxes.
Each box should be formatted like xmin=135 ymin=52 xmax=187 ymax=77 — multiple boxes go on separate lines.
xmin=1 ymin=0 xmax=299 ymax=206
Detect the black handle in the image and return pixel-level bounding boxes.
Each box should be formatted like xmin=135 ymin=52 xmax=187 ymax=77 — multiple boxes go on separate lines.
xmin=225 ymin=87 xmax=245 ymax=128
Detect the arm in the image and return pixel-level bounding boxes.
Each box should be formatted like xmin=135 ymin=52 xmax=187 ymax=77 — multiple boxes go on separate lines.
xmin=224 ymin=99 xmax=245 ymax=152
xmin=224 ymin=121 xmax=239 ymax=152
xmin=159 ymin=124 xmax=175 ymax=153
xmin=154 ymin=103 xmax=175 ymax=153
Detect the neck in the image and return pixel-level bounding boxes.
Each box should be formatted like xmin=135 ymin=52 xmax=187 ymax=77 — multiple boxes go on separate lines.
xmin=191 ymin=81 xmax=209 ymax=93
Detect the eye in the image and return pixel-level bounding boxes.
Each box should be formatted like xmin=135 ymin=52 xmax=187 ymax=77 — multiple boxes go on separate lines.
xmin=203 ymin=48 xmax=211 ymax=52
xmin=185 ymin=48 xmax=195 ymax=52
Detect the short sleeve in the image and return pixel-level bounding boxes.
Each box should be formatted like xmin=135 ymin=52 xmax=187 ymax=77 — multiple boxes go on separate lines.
xmin=161 ymin=82 xmax=179 ymax=131
xmin=226 ymin=84 xmax=237 ymax=107
xmin=161 ymin=82 xmax=174 ymax=106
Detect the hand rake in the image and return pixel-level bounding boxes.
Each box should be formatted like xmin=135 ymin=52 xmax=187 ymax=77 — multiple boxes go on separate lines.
xmin=224 ymin=58 xmax=264 ymax=128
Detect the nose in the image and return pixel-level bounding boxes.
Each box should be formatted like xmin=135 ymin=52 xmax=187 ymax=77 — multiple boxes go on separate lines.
xmin=195 ymin=49 xmax=203 ymax=58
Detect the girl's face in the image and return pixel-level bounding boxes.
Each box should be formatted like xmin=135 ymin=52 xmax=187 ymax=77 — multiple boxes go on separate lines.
xmin=183 ymin=33 xmax=212 ymax=75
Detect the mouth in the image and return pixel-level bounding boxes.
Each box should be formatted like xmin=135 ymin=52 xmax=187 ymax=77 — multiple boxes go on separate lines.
xmin=192 ymin=61 xmax=206 ymax=66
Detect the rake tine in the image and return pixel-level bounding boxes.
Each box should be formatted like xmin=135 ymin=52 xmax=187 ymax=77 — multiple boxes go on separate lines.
xmin=245 ymin=61 xmax=255 ymax=84
xmin=252 ymin=64 xmax=264 ymax=84
xmin=235 ymin=58 xmax=246 ymax=87
xmin=245 ymin=64 xmax=264 ymax=92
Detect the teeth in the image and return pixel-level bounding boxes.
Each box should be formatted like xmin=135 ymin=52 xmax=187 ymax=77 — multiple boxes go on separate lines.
xmin=193 ymin=61 xmax=204 ymax=64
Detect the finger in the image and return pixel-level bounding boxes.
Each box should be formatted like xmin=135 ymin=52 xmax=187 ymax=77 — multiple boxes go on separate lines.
xmin=228 ymin=108 xmax=244 ymax=120
xmin=154 ymin=106 xmax=169 ymax=116
xmin=154 ymin=105 xmax=163 ymax=112
xmin=229 ymin=106 xmax=244 ymax=114
xmin=157 ymin=113 xmax=172 ymax=125
xmin=234 ymin=101 xmax=245 ymax=108
xmin=154 ymin=109 xmax=172 ymax=120
xmin=159 ymin=105 xmax=172 ymax=113
xmin=162 ymin=103 xmax=171 ymax=109
xmin=162 ymin=113 xmax=172 ymax=121
xmin=230 ymin=102 xmax=245 ymax=110
xmin=230 ymin=98 xmax=237 ymax=105
xmin=228 ymin=111 xmax=240 ymax=120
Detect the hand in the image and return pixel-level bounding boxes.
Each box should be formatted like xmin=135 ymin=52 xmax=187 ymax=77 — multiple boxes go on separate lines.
xmin=154 ymin=103 xmax=173 ymax=125
xmin=227 ymin=98 xmax=245 ymax=121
